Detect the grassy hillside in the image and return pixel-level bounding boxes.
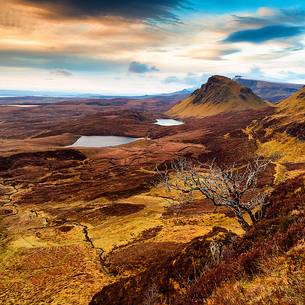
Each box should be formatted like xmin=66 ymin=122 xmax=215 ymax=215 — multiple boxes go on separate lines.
xmin=244 ymin=85 xmax=305 ymax=184
xmin=178 ymin=175 xmax=305 ymax=305
xmin=90 ymin=84 xmax=305 ymax=305
xmin=90 ymin=175 xmax=305 ymax=305
xmin=0 ymin=89 xmax=303 ymax=305
xmin=278 ymin=85 xmax=305 ymax=118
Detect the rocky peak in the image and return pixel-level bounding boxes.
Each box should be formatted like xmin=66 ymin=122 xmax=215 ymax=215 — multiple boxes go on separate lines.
xmin=191 ymin=75 xmax=261 ymax=105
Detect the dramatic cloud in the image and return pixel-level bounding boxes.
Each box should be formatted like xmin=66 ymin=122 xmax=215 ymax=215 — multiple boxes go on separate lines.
xmin=1 ymin=1 xmax=305 ymax=94
xmin=18 ymin=0 xmax=188 ymax=22
xmin=0 ymin=50 xmax=125 ymax=72
xmin=224 ymin=25 xmax=305 ymax=43
xmin=128 ymin=61 xmax=159 ymax=73
xmin=233 ymin=9 xmax=305 ymax=27
xmin=0 ymin=2 xmax=172 ymax=64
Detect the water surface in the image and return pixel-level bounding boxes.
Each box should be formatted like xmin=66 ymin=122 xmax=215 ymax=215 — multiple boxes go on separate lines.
xmin=155 ymin=119 xmax=184 ymax=126
xmin=0 ymin=104 xmax=39 ymax=108
xmin=69 ymin=136 xmax=141 ymax=148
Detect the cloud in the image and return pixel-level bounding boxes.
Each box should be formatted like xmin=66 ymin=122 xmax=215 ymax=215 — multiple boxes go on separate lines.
xmin=233 ymin=9 xmax=305 ymax=27
xmin=0 ymin=50 xmax=125 ymax=72
xmin=1 ymin=2 xmax=305 ymax=94
xmin=282 ymin=71 xmax=305 ymax=81
xmin=163 ymin=73 xmax=208 ymax=86
xmin=219 ymin=48 xmax=240 ymax=56
xmin=224 ymin=25 xmax=305 ymax=43
xmin=180 ymin=46 xmax=241 ymax=61
xmin=50 ymin=69 xmax=73 ymax=77
xmin=247 ymin=66 xmax=265 ymax=79
xmin=128 ymin=61 xmax=159 ymax=74
xmin=0 ymin=6 xmax=169 ymax=63
xmin=163 ymin=76 xmax=179 ymax=83
xmin=18 ymin=0 xmax=189 ymax=22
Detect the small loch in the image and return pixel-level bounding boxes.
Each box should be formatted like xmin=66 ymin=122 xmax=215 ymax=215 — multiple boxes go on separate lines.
xmin=154 ymin=119 xmax=184 ymax=126
xmin=69 ymin=136 xmax=141 ymax=148
xmin=0 ymin=104 xmax=39 ymax=108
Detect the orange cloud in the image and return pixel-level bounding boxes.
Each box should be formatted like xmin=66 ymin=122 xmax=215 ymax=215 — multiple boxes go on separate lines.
xmin=0 ymin=1 xmax=171 ymax=64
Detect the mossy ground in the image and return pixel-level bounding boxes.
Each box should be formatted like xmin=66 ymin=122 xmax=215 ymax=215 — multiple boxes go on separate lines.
xmin=0 ymin=183 xmax=242 ymax=304
xmin=256 ymin=132 xmax=305 ymax=184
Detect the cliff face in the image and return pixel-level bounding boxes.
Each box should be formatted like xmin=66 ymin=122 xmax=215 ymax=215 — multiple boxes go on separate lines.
xmin=168 ymin=75 xmax=268 ymax=118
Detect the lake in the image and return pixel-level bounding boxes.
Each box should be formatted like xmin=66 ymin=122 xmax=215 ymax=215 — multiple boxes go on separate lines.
xmin=69 ymin=136 xmax=141 ymax=148
xmin=0 ymin=104 xmax=39 ymax=108
xmin=154 ymin=119 xmax=184 ymax=126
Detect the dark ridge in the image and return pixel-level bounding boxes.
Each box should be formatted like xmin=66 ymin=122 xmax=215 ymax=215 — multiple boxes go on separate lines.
xmin=0 ymin=149 xmax=86 ymax=171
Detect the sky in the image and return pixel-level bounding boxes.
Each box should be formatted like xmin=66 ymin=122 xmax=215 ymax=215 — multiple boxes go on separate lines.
xmin=1 ymin=0 xmax=305 ymax=95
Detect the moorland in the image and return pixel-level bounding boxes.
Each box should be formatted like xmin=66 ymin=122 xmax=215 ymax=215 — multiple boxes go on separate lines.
xmin=0 ymin=76 xmax=304 ymax=305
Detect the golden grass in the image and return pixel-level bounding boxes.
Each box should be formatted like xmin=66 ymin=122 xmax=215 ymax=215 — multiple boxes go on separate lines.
xmin=207 ymin=241 xmax=305 ymax=305
xmin=223 ymin=133 xmax=230 ymax=140
xmin=0 ymin=244 xmax=109 ymax=305
xmin=278 ymin=87 xmax=305 ymax=114
xmin=257 ymin=133 xmax=305 ymax=163
xmin=256 ymin=132 xmax=305 ymax=183
xmin=91 ymin=198 xmax=164 ymax=252
xmin=168 ymin=94 xmax=266 ymax=119
xmin=152 ymin=213 xmax=243 ymax=244
xmin=242 ymin=126 xmax=255 ymax=140
xmin=0 ymin=176 xmax=248 ymax=305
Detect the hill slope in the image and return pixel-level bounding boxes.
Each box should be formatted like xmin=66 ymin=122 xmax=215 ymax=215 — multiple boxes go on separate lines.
xmin=234 ymin=77 xmax=303 ymax=103
xmin=244 ymin=85 xmax=305 ymax=185
xmin=260 ymin=85 xmax=305 ymax=140
xmin=272 ymin=85 xmax=305 ymax=141
xmin=278 ymin=85 xmax=305 ymax=117
xmin=168 ymin=75 xmax=268 ymax=118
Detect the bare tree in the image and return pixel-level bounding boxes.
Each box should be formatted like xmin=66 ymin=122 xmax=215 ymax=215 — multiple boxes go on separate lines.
xmin=157 ymin=158 xmax=270 ymax=230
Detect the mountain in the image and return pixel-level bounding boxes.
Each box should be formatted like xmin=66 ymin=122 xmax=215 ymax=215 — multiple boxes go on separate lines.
xmin=168 ymin=75 xmax=268 ymax=118
xmin=234 ymin=77 xmax=303 ymax=103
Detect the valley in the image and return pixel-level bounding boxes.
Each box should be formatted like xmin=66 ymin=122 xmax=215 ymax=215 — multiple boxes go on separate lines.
xmin=0 ymin=77 xmax=304 ymax=305
xmin=2 ymin=0 xmax=305 ymax=303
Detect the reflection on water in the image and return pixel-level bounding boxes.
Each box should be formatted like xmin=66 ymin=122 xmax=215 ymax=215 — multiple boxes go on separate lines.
xmin=0 ymin=104 xmax=39 ymax=108
xmin=154 ymin=119 xmax=184 ymax=126
xmin=69 ymin=136 xmax=141 ymax=148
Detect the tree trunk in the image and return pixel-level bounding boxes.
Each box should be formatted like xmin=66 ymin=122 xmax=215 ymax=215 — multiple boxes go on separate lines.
xmin=243 ymin=207 xmax=257 ymax=225
xmin=234 ymin=209 xmax=251 ymax=231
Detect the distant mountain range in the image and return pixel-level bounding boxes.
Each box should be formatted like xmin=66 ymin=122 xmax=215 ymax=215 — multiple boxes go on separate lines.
xmin=1 ymin=78 xmax=303 ymax=105
xmin=0 ymin=89 xmax=192 ymax=99
xmin=233 ymin=77 xmax=303 ymax=103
